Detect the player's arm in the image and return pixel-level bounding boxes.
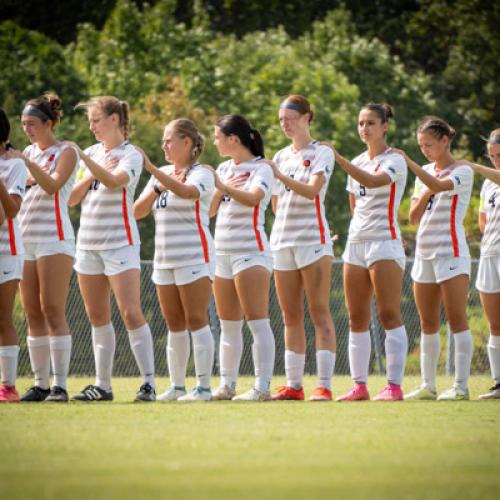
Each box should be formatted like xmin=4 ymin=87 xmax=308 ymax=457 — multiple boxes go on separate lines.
xmin=133 ymin=184 xmax=157 ymax=220
xmin=409 ymin=189 xmax=434 ymax=226
xmin=334 ymin=149 xmax=391 ymax=188
xmin=464 ymin=160 xmax=500 ymax=185
xmin=0 ymin=179 xmax=22 ymax=219
xmin=479 ymin=211 xmax=486 ymax=234
xmin=349 ymin=192 xmax=356 ymax=214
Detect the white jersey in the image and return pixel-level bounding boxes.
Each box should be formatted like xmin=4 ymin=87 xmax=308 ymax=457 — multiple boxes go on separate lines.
xmin=144 ymin=163 xmax=215 ymax=269
xmin=412 ymin=162 xmax=473 ymax=259
xmin=18 ymin=142 xmax=78 ymax=243
xmin=77 ymin=142 xmax=142 ymax=251
xmin=0 ymin=157 xmax=27 ymax=256
xmin=214 ymin=158 xmax=274 ymax=255
xmin=479 ymin=179 xmax=500 ymax=257
xmin=347 ymin=149 xmax=407 ymax=242
xmin=270 ymin=141 xmax=334 ymax=249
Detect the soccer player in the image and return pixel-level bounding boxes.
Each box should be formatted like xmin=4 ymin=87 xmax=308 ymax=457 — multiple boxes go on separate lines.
xmin=134 ymin=119 xmax=215 ymax=402
xmin=0 ymin=109 xmax=27 ymax=402
xmin=210 ymin=114 xmax=276 ymax=401
xmin=266 ymin=95 xmax=336 ymax=401
xmin=329 ymin=103 xmax=409 ymax=401
xmin=396 ymin=117 xmax=473 ymax=401
xmin=465 ymin=130 xmax=500 ymax=399
xmin=69 ymin=96 xmax=156 ymax=402
xmin=11 ymin=95 xmax=78 ymax=403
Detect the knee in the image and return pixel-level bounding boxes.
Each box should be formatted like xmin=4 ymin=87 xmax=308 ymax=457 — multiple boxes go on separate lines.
xmin=40 ymin=302 xmax=65 ymax=329
xmin=420 ymin=318 xmax=440 ymax=334
xmin=377 ymin=307 xmax=401 ymax=330
xmin=281 ymin=308 xmax=304 ymax=327
xmin=121 ymin=306 xmax=145 ymax=330
xmin=309 ymin=306 xmax=332 ymax=332
xmin=348 ymin=310 xmax=370 ymax=332
xmin=185 ymin=311 xmax=209 ymax=332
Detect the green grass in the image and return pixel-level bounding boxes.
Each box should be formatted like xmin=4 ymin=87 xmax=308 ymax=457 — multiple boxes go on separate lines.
xmin=1 ymin=376 xmax=499 ymax=500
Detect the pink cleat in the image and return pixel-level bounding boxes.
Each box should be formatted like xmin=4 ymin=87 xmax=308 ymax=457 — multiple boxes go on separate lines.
xmin=373 ymin=385 xmax=404 ymax=401
xmin=336 ymin=383 xmax=370 ymax=401
xmin=0 ymin=385 xmax=20 ymax=403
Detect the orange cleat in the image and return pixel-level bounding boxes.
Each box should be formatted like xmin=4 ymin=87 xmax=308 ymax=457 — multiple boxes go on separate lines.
xmin=271 ymin=385 xmax=305 ymax=401
xmin=309 ymin=386 xmax=333 ymax=401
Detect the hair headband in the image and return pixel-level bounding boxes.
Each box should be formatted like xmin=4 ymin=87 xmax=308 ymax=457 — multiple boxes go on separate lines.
xmin=279 ymin=102 xmax=305 ymax=113
xmin=22 ymin=104 xmax=50 ymax=121
xmin=487 ymin=135 xmax=500 ymax=144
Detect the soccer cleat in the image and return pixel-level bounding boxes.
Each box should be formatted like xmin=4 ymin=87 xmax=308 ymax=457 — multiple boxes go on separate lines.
xmin=478 ymin=383 xmax=500 ymax=400
xmin=309 ymin=386 xmax=333 ymax=401
xmin=20 ymin=385 xmax=50 ymax=402
xmin=437 ymin=386 xmax=469 ymax=401
xmin=178 ymin=386 xmax=212 ymax=402
xmin=45 ymin=386 xmax=69 ymax=402
xmin=373 ymin=385 xmax=404 ymax=401
xmin=404 ymin=385 xmax=437 ymax=400
xmin=135 ymin=383 xmax=156 ymax=402
xmin=232 ymin=387 xmax=271 ymax=401
xmin=71 ymin=384 xmax=114 ymax=402
xmin=157 ymin=386 xmax=186 ymax=401
xmin=336 ymin=383 xmax=370 ymax=401
xmin=271 ymin=385 xmax=305 ymax=401
xmin=211 ymin=385 xmax=236 ymax=401
xmin=0 ymin=385 xmax=20 ymax=403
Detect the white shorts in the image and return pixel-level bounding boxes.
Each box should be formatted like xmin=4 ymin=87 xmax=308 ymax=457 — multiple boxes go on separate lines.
xmin=411 ymin=256 xmax=471 ymax=284
xmin=24 ymin=240 xmax=75 ymax=261
xmin=153 ymin=261 xmax=215 ymax=286
xmin=342 ymin=240 xmax=406 ymax=272
xmin=476 ymin=255 xmax=500 ymax=293
xmin=0 ymin=254 xmax=24 ymax=284
xmin=74 ymin=245 xmax=141 ymax=276
xmin=215 ymin=253 xmax=273 ymax=280
xmin=273 ymin=244 xmax=333 ymax=271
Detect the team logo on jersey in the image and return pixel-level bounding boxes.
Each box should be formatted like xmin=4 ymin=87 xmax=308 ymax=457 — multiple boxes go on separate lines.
xmin=260 ymin=181 xmax=269 ymax=189
xmin=303 ymin=160 xmax=311 ymax=167
xmin=199 ymin=183 xmax=206 ymax=192
xmin=454 ymin=176 xmax=461 ymax=185
xmin=325 ymin=166 xmax=331 ymax=174
xmin=48 ymin=154 xmax=55 ymax=162
xmin=388 ymin=167 xmax=396 ymax=174
xmin=16 ymin=185 xmax=25 ymax=194
xmin=131 ymin=169 xmax=136 ymax=177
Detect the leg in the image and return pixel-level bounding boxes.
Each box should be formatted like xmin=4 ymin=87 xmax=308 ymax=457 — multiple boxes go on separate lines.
xmin=480 ymin=292 xmax=500 ymax=387
xmin=0 ymin=280 xmax=20 ymax=389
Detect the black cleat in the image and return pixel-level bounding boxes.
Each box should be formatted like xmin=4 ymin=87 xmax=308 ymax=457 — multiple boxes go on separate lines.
xmin=45 ymin=385 xmax=69 ymax=402
xmin=135 ymin=382 xmax=156 ymax=402
xmin=20 ymin=386 xmax=50 ymax=402
xmin=71 ymin=384 xmax=113 ymax=402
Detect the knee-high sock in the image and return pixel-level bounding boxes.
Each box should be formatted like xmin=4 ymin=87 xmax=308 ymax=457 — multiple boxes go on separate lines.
xmin=49 ymin=335 xmax=71 ymax=389
xmin=285 ymin=350 xmax=305 ymax=389
xmin=219 ymin=320 xmax=243 ymax=389
xmin=0 ymin=345 xmax=19 ymax=387
xmin=167 ymin=330 xmax=190 ymax=388
xmin=248 ymin=319 xmax=275 ymax=393
xmin=421 ymin=332 xmax=440 ymax=390
xmin=454 ymin=330 xmax=473 ymax=392
xmin=488 ymin=334 xmax=500 ymax=385
xmin=191 ymin=325 xmax=214 ymax=389
xmin=385 ymin=325 xmax=408 ymax=386
xmin=316 ymin=350 xmax=336 ymax=390
xmin=349 ymin=331 xmax=371 ymax=384
xmin=27 ymin=335 xmax=50 ymax=389
xmin=128 ymin=323 xmax=155 ymax=387
xmin=92 ymin=323 xmax=116 ymax=391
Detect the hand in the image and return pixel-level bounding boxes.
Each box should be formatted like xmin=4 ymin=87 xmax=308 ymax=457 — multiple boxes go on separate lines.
xmin=103 ymin=156 xmax=119 ymax=172
xmin=260 ymin=158 xmax=281 ymax=179
xmin=320 ymin=141 xmax=335 ymax=153
xmin=134 ymin=146 xmax=155 ymax=173
xmin=225 ymin=173 xmax=249 ymax=190
xmin=389 ymin=148 xmax=407 ymax=161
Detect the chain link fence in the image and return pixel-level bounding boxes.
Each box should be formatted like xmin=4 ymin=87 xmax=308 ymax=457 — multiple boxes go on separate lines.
xmin=13 ymin=259 xmax=490 ymax=378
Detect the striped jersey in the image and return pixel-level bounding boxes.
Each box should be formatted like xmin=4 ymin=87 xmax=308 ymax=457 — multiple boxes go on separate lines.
xmin=18 ymin=142 xmax=78 ymax=243
xmin=412 ymin=162 xmax=472 ymax=259
xmin=214 ymin=158 xmax=274 ymax=255
xmin=270 ymin=141 xmax=334 ymax=249
xmin=479 ymin=179 xmax=500 ymax=257
xmin=143 ymin=163 xmax=215 ymax=269
xmin=77 ymin=142 xmax=142 ymax=251
xmin=346 ymin=149 xmax=407 ymax=242
xmin=0 ymin=157 xmax=27 ymax=256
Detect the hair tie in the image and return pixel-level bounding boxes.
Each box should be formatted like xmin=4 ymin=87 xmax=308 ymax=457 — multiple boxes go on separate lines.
xmin=22 ymin=104 xmax=50 ymax=121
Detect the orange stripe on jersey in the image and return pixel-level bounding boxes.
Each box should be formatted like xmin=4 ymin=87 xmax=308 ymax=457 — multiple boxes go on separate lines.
xmin=7 ymin=219 xmax=17 ymax=256
xmin=315 ymin=195 xmax=326 ymax=244
xmin=195 ymin=199 xmax=209 ymax=263
xmin=253 ymin=204 xmax=264 ymax=252
xmin=388 ymin=182 xmax=397 ymax=240
xmin=450 ymin=194 xmax=459 ymax=257
xmin=122 ymin=188 xmax=133 ymax=245
xmin=54 ymin=191 xmax=65 ymax=240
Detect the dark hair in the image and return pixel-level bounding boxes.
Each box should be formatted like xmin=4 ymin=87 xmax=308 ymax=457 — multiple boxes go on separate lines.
xmin=216 ymin=114 xmax=264 ymax=158
xmin=418 ymin=116 xmax=456 ymax=141
xmin=24 ymin=93 xmax=63 ymax=127
xmin=0 ymin=108 xmax=11 ymax=145
xmin=280 ymin=95 xmax=314 ymax=123
xmin=362 ymin=102 xmax=394 ymax=123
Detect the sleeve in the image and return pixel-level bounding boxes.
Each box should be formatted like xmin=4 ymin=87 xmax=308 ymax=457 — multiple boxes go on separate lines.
xmin=311 ymin=146 xmax=334 ymax=179
xmin=188 ymin=167 xmax=215 ymax=199
xmin=478 ymin=181 xmax=487 ymax=213
xmin=7 ymin=160 xmax=28 ymax=198
xmin=380 ymin=154 xmax=406 ymax=183
xmin=412 ymin=176 xmax=425 ymax=200
xmin=251 ymin=165 xmax=274 ymax=196
xmin=448 ymin=165 xmax=473 ymax=196
xmin=118 ymin=149 xmax=143 ymax=185
xmin=346 ymin=175 xmax=354 ymax=194
xmin=272 ymin=151 xmax=282 ymax=196
xmin=77 ymin=146 xmax=93 ymax=181
xmin=216 ymin=162 xmax=229 ymax=182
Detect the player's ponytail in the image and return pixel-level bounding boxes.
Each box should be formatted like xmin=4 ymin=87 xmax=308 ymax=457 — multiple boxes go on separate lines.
xmin=23 ymin=93 xmax=63 ymax=128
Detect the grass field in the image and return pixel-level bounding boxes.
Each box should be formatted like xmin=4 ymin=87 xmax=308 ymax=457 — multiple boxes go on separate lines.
xmin=1 ymin=375 xmax=499 ymax=500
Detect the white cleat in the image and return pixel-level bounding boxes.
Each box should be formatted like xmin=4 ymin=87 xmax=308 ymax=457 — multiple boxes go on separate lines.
xmin=437 ymin=385 xmax=469 ymax=401
xmin=157 ymin=386 xmax=187 ymax=401
xmin=211 ymin=385 xmax=236 ymax=401
xmin=404 ymin=385 xmax=437 ymax=401
xmin=178 ymin=386 xmax=212 ymax=402
xmin=478 ymin=384 xmax=500 ymax=400
xmin=232 ymin=387 xmax=271 ymax=401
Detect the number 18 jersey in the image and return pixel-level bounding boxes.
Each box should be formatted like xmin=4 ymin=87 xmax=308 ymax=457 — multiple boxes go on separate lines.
xmin=479 ymin=179 xmax=500 ymax=257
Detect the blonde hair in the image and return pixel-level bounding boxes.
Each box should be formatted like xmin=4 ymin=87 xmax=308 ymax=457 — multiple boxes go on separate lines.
xmin=76 ymin=96 xmax=130 ymax=139
xmin=168 ymin=118 xmax=205 ymax=161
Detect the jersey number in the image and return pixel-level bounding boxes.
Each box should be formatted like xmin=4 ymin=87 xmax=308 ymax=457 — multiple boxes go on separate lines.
xmin=285 ymin=174 xmax=295 ymax=192
xmin=488 ymin=192 xmax=496 ymax=208
xmin=155 ymin=192 xmax=168 ymax=209
xmin=359 ymin=185 xmax=366 ymax=196
xmin=426 ymin=194 xmax=435 ymax=211
xmin=90 ymin=180 xmax=100 ymax=191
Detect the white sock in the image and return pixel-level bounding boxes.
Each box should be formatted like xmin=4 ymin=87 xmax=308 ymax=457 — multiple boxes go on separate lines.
xmin=454 ymin=329 xmax=473 ymax=391
xmin=27 ymin=335 xmax=50 ymax=389
xmin=316 ymin=350 xmax=335 ymax=390
xmin=421 ymin=332 xmax=440 ymax=391
xmin=0 ymin=345 xmax=19 ymax=387
xmin=92 ymin=323 xmax=116 ymax=391
xmin=167 ymin=330 xmax=190 ymax=388
xmin=248 ymin=319 xmax=275 ymax=393
xmin=128 ymin=323 xmax=155 ymax=387
xmin=385 ymin=325 xmax=408 ymax=386
xmin=219 ymin=320 xmax=243 ymax=389
xmin=285 ymin=350 xmax=305 ymax=389
xmin=191 ymin=325 xmax=214 ymax=389
xmin=349 ymin=331 xmax=371 ymax=384
xmin=49 ymin=335 xmax=71 ymax=389
xmin=488 ymin=334 xmax=500 ymax=385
